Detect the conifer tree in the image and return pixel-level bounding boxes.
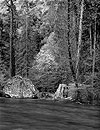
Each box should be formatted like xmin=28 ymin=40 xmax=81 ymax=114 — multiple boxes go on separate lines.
xmin=76 ymin=0 xmax=84 ymax=85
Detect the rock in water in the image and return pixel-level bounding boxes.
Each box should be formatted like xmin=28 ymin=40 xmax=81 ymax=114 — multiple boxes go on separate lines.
xmin=54 ymin=84 xmax=68 ymax=99
xmin=3 ymin=75 xmax=37 ymax=98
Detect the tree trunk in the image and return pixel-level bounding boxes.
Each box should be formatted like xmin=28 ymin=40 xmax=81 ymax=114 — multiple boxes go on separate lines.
xmin=25 ymin=14 xmax=28 ymax=78
xmin=25 ymin=0 xmax=29 ymax=78
xmin=92 ymin=17 xmax=96 ymax=89
xmin=76 ymin=0 xmax=84 ymax=84
xmin=10 ymin=0 xmax=15 ymax=77
xmin=67 ymin=0 xmax=78 ymax=87
xmin=0 ymin=19 xmax=3 ymax=62
xmin=89 ymin=23 xmax=92 ymax=56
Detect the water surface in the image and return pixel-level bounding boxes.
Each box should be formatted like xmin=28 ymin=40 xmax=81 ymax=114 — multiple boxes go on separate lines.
xmin=0 ymin=98 xmax=100 ymax=130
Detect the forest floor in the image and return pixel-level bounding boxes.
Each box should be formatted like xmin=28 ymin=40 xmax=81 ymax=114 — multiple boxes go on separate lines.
xmin=0 ymin=98 xmax=100 ymax=130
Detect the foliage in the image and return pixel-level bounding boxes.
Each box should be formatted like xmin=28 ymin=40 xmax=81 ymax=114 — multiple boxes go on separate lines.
xmin=29 ymin=32 xmax=72 ymax=92
xmin=15 ymin=0 xmax=45 ymax=77
xmin=0 ymin=17 xmax=10 ymax=70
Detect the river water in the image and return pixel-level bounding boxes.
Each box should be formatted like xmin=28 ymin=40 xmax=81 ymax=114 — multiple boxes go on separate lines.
xmin=0 ymin=98 xmax=100 ymax=130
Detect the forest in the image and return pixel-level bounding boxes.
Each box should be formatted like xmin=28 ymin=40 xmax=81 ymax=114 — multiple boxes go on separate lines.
xmin=0 ymin=0 xmax=100 ymax=105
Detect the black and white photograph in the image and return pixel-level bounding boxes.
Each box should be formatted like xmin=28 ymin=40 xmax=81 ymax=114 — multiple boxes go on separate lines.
xmin=0 ymin=0 xmax=100 ymax=130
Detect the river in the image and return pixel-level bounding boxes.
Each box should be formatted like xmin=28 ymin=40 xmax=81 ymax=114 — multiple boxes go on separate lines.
xmin=0 ymin=98 xmax=100 ymax=130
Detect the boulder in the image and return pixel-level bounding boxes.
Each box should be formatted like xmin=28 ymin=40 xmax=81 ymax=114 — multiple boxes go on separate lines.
xmin=53 ymin=84 xmax=69 ymax=99
xmin=53 ymin=83 xmax=82 ymax=100
xmin=53 ymin=82 xmax=94 ymax=102
xmin=3 ymin=75 xmax=37 ymax=98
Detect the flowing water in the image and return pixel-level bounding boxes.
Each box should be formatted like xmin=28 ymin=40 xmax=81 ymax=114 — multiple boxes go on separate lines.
xmin=0 ymin=98 xmax=100 ymax=130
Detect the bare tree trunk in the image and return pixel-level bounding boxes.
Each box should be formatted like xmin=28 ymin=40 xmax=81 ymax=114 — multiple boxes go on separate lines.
xmin=76 ymin=0 xmax=84 ymax=84
xmin=25 ymin=14 xmax=28 ymax=78
xmin=92 ymin=17 xmax=96 ymax=89
xmin=10 ymin=0 xmax=15 ymax=77
xmin=89 ymin=23 xmax=92 ymax=56
xmin=0 ymin=19 xmax=3 ymax=62
xmin=25 ymin=0 xmax=29 ymax=78
xmin=67 ymin=0 xmax=78 ymax=87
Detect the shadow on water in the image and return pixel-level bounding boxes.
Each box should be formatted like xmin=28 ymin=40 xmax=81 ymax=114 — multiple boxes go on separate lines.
xmin=0 ymin=98 xmax=100 ymax=130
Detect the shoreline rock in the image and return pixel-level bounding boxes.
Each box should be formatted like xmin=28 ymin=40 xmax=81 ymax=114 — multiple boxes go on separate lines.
xmin=3 ymin=75 xmax=37 ymax=98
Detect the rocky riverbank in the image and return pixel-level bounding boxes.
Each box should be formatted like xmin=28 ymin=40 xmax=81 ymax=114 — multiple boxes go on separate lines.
xmin=0 ymin=75 xmax=100 ymax=105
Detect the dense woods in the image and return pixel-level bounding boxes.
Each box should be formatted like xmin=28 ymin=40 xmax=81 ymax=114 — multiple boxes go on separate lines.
xmin=0 ymin=0 xmax=100 ymax=105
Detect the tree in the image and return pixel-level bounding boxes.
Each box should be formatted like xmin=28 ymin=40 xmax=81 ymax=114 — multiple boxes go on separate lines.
xmin=22 ymin=0 xmax=29 ymax=78
xmin=67 ymin=0 xmax=78 ymax=87
xmin=9 ymin=0 xmax=16 ymax=77
xmin=15 ymin=0 xmax=44 ymax=77
xmin=0 ymin=0 xmax=17 ymax=77
xmin=92 ymin=16 xmax=96 ymax=89
xmin=1 ymin=0 xmax=17 ymax=77
xmin=89 ymin=23 xmax=92 ymax=56
xmin=76 ymin=0 xmax=84 ymax=85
